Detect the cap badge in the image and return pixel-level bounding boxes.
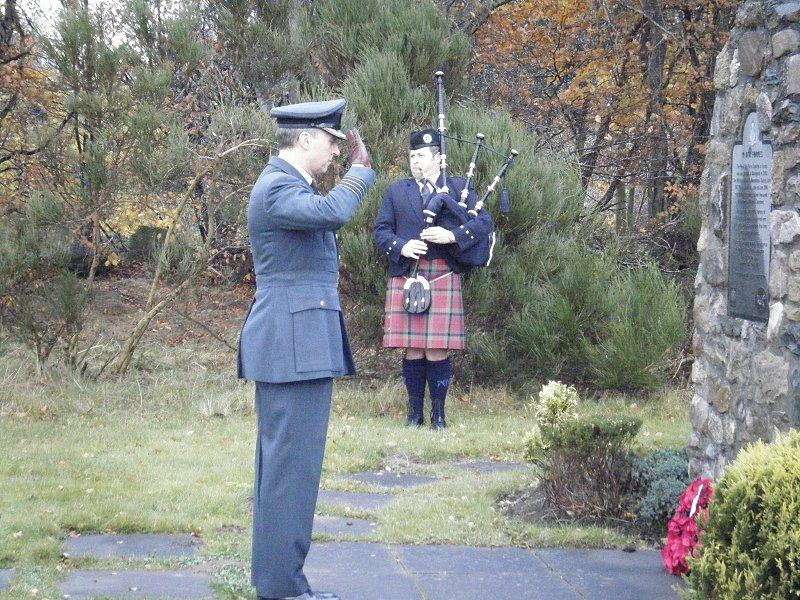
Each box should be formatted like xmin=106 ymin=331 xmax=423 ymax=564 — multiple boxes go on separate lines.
xmin=423 ymin=133 xmax=433 ymax=144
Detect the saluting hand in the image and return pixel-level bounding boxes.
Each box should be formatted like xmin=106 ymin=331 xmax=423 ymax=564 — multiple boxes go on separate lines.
xmin=401 ymin=239 xmax=428 ymax=259
xmin=346 ymin=129 xmax=371 ymax=168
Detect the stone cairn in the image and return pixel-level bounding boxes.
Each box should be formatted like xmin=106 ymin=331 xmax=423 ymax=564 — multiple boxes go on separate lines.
xmin=691 ymin=0 xmax=800 ymax=480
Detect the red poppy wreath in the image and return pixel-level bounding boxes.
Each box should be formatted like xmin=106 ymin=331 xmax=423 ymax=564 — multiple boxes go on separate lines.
xmin=661 ymin=477 xmax=713 ymax=576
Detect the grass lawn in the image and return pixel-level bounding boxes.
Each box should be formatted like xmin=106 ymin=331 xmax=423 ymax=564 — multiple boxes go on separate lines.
xmin=0 ymin=340 xmax=692 ymax=599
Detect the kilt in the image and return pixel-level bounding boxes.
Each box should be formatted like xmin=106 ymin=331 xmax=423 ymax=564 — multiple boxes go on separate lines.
xmin=382 ymin=258 xmax=465 ymax=349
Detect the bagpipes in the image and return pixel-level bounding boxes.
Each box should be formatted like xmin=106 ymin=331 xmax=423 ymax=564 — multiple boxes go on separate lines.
xmin=404 ymin=71 xmax=518 ymax=314
xmin=423 ymin=70 xmax=518 ymax=271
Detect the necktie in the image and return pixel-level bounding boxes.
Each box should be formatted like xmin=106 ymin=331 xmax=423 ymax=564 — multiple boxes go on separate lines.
xmin=420 ymin=181 xmax=433 ymax=208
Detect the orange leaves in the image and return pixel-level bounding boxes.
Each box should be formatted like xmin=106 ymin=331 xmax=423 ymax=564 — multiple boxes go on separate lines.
xmin=105 ymin=196 xmax=186 ymax=238
xmin=473 ymin=0 xmax=730 ymax=201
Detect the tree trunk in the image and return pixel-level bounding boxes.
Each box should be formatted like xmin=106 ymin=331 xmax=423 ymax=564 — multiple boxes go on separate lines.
xmin=626 ymin=184 xmax=636 ymax=230
xmin=614 ymin=182 xmax=627 ymax=233
xmin=642 ymin=0 xmax=668 ymax=217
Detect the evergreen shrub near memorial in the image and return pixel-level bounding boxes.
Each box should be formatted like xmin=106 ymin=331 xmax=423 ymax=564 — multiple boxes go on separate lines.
xmin=524 ymin=382 xmax=642 ymax=520
xmin=684 ymin=431 xmax=800 ymax=599
xmin=629 ymin=448 xmax=692 ymax=538
xmin=537 ymin=415 xmax=642 ymax=520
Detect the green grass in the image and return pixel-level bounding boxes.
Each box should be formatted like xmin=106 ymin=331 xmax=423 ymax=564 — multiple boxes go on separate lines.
xmin=0 ymin=339 xmax=692 ymax=599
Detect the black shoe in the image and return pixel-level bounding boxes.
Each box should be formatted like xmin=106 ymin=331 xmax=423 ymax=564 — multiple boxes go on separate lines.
xmin=406 ymin=396 xmax=424 ymax=427
xmin=259 ymin=592 xmax=339 ymax=600
xmin=406 ymin=414 xmax=424 ymax=427
xmin=430 ymin=398 xmax=446 ymax=430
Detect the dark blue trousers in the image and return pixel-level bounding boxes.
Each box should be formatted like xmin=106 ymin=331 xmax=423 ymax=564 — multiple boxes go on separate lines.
xmin=251 ymin=378 xmax=333 ymax=598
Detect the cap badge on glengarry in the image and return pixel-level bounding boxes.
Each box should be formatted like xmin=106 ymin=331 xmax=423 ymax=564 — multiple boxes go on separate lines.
xmin=423 ymin=133 xmax=433 ymax=144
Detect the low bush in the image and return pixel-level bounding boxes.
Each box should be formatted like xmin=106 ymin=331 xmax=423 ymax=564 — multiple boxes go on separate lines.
xmin=685 ymin=430 xmax=800 ymax=599
xmin=590 ymin=265 xmax=687 ymax=389
xmin=524 ymin=382 xmax=642 ymax=521
xmin=537 ymin=416 xmax=642 ymax=520
xmin=0 ymin=192 xmax=90 ymax=373
xmin=523 ymin=380 xmax=579 ymax=464
xmin=629 ymin=448 xmax=691 ymax=538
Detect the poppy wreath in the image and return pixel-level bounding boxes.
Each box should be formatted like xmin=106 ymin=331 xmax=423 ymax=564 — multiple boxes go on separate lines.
xmin=661 ymin=477 xmax=713 ymax=576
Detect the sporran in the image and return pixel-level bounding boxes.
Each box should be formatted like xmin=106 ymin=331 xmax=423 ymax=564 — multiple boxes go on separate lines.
xmin=403 ymin=263 xmax=431 ymax=314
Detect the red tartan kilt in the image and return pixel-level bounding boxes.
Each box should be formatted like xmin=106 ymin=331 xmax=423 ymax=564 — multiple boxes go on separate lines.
xmin=382 ymin=258 xmax=465 ymax=349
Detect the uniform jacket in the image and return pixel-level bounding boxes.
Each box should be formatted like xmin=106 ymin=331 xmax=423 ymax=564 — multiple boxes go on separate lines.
xmin=373 ymin=175 xmax=494 ymax=276
xmin=238 ymin=156 xmax=375 ymax=383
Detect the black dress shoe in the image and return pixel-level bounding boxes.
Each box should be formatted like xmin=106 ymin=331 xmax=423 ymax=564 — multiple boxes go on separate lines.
xmin=406 ymin=414 xmax=424 ymax=427
xmin=258 ymin=592 xmax=339 ymax=600
xmin=430 ymin=398 xmax=446 ymax=430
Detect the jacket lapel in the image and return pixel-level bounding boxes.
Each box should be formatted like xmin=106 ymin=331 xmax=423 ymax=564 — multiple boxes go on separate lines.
xmin=404 ymin=179 xmax=425 ymax=226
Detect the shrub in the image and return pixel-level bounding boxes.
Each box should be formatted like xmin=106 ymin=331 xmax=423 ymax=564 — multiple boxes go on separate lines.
xmin=524 ymin=382 xmax=642 ymax=521
xmin=340 ymin=51 xmax=432 ymax=145
xmin=630 ymin=448 xmax=691 ymax=537
xmin=590 ymin=265 xmax=687 ymax=389
xmin=0 ymin=193 xmax=90 ymax=374
xmin=533 ymin=380 xmax=579 ymax=430
xmin=305 ymin=0 xmax=470 ymax=88
xmin=504 ymin=247 xmax=615 ymax=384
xmin=523 ymin=380 xmax=579 ymax=464
xmin=684 ymin=431 xmax=800 ymax=599
xmin=540 ymin=416 xmax=642 ymax=519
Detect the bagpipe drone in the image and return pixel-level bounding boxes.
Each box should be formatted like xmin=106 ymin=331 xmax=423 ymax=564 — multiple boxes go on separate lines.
xmin=423 ymin=70 xmax=518 ymax=271
xmin=404 ymin=71 xmax=519 ymax=314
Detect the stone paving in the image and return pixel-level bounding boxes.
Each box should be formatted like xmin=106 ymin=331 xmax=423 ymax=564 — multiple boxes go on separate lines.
xmin=60 ymin=569 xmax=214 ymax=600
xmin=0 ymin=460 xmax=685 ymax=599
xmin=0 ymin=570 xmax=12 ymax=593
xmin=64 ymin=534 xmax=203 ymax=560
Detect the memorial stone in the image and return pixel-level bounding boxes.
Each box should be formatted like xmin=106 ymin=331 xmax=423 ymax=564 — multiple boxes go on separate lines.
xmin=691 ymin=0 xmax=798 ymax=480
xmin=728 ymin=112 xmax=772 ymax=322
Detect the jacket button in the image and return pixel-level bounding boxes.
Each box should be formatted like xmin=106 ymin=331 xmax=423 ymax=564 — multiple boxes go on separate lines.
xmin=320 ymin=300 xmax=325 ymax=306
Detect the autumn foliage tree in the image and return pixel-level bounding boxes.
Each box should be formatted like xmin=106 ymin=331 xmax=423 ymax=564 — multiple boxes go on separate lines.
xmin=2 ymin=0 xmax=688 ymax=389
xmin=1 ymin=0 xmax=273 ymax=376
xmin=0 ymin=0 xmax=90 ymax=375
xmin=472 ymin=0 xmax=735 ymax=223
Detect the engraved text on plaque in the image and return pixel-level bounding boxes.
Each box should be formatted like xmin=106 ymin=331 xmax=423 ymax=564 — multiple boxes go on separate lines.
xmin=728 ymin=112 xmax=771 ymax=322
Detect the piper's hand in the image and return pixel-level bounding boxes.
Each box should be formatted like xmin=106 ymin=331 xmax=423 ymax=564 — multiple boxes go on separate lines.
xmin=401 ymin=239 xmax=428 ymax=259
xmin=346 ymin=128 xmax=371 ymax=168
xmin=420 ymin=226 xmax=456 ymax=245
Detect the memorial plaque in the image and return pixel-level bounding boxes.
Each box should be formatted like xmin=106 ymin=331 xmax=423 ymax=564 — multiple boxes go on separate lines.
xmin=728 ymin=112 xmax=771 ymax=322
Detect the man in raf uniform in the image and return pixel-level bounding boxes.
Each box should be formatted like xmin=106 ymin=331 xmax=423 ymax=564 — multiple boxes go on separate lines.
xmin=238 ymin=98 xmax=374 ymax=600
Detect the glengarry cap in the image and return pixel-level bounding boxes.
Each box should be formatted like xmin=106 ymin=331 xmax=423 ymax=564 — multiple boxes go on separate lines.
xmin=410 ymin=128 xmax=440 ymax=150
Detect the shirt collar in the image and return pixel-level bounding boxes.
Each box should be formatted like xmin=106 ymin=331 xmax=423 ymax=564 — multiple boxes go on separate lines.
xmin=280 ymin=155 xmax=314 ymax=186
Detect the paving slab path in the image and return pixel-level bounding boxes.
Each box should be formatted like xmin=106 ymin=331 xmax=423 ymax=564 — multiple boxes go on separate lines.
xmin=64 ymin=534 xmax=203 ymax=560
xmin=0 ymin=569 xmax=11 ymax=593
xmin=60 ymin=569 xmax=214 ymax=600
xmin=1 ymin=461 xmax=686 ymax=599
xmin=300 ymin=542 xmax=686 ymax=600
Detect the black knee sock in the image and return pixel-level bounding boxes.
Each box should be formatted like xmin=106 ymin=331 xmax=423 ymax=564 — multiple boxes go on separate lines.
xmin=402 ymin=358 xmax=427 ymax=418
xmin=426 ymin=358 xmax=451 ymax=404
